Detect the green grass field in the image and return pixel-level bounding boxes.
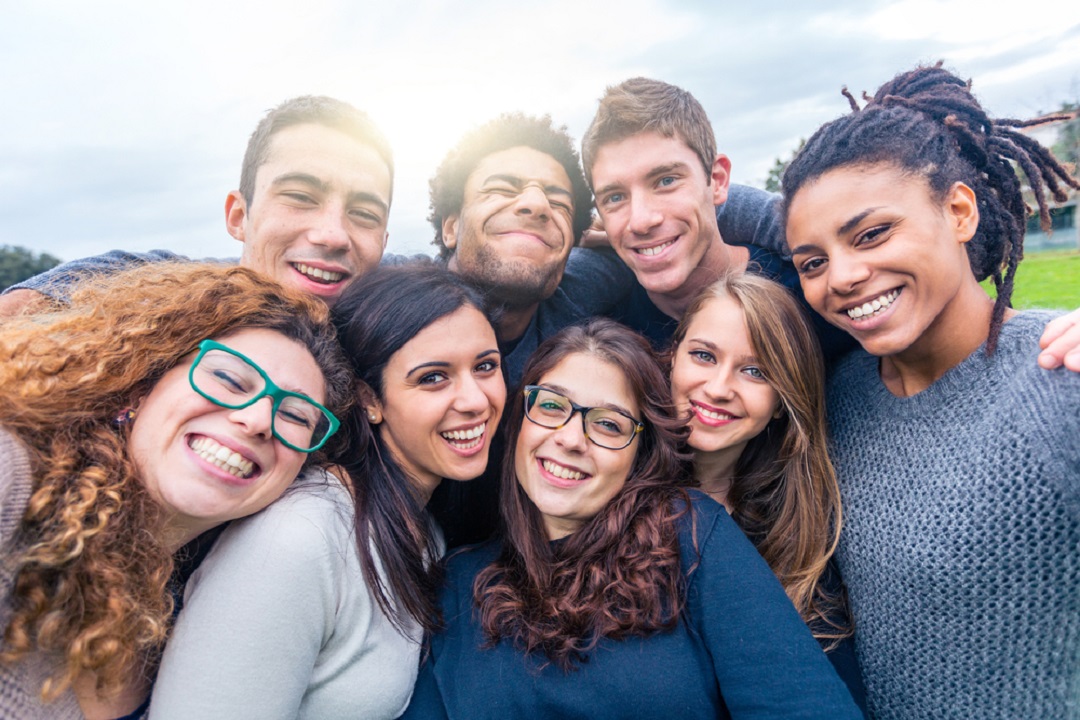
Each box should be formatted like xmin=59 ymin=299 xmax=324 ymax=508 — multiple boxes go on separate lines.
xmin=980 ymin=249 xmax=1080 ymax=309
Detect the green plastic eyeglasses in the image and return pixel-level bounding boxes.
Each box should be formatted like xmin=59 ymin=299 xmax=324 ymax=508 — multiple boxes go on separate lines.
xmin=522 ymin=385 xmax=644 ymax=451
xmin=188 ymin=339 xmax=340 ymax=453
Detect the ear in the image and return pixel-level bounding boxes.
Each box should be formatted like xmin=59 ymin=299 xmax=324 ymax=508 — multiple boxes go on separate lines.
xmin=946 ymin=182 xmax=979 ymax=245
xmin=441 ymin=215 xmax=460 ymax=253
xmin=709 ymin=154 xmax=732 ymax=206
xmin=382 ymin=230 xmax=389 ymax=250
xmin=357 ymin=381 xmax=383 ymax=425
xmin=224 ymin=190 xmax=248 ymax=243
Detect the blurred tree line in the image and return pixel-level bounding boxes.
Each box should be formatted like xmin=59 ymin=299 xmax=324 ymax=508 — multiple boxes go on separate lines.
xmin=1 ymin=245 xmax=61 ymax=291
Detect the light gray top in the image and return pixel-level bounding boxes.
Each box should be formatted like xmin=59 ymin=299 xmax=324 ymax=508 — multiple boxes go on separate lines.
xmin=148 ymin=469 xmax=425 ymax=720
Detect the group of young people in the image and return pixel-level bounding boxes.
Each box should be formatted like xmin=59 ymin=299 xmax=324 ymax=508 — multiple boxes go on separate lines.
xmin=1 ymin=62 xmax=1078 ymax=720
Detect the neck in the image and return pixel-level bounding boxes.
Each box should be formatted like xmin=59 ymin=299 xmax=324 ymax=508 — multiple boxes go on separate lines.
xmin=692 ymin=447 xmax=740 ymax=512
xmin=493 ymin=303 xmax=539 ymax=344
xmin=648 ymin=232 xmax=750 ymax=320
xmin=880 ymin=282 xmax=1009 ymax=397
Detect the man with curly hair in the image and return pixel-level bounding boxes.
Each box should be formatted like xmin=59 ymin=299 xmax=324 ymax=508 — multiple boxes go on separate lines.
xmin=1 ymin=95 xmax=393 ymax=312
xmin=424 ymin=113 xmax=635 ymax=386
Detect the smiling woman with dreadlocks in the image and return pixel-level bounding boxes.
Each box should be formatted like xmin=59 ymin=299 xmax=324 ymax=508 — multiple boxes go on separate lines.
xmin=782 ymin=63 xmax=1080 ymax=719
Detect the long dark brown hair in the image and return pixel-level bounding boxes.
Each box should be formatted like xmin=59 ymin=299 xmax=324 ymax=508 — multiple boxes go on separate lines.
xmin=331 ymin=262 xmax=499 ymax=635
xmin=671 ymin=272 xmax=848 ymax=644
xmin=474 ymin=319 xmax=690 ymax=670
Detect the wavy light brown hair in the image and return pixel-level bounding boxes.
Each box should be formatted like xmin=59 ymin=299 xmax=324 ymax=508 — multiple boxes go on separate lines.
xmin=671 ymin=271 xmax=848 ymax=644
xmin=474 ymin=319 xmax=691 ymax=670
xmin=0 ymin=262 xmax=351 ymax=702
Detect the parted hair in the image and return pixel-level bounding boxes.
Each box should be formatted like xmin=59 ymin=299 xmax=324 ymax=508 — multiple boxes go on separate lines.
xmin=474 ymin=319 xmax=692 ymax=670
xmin=331 ymin=262 xmax=499 ymax=635
xmin=781 ymin=62 xmax=1080 ymax=353
xmin=581 ymin=77 xmax=717 ymax=188
xmin=671 ymin=272 xmax=849 ymax=645
xmin=0 ymin=262 xmax=351 ymax=702
xmin=238 ymin=95 xmax=395 ymax=207
xmin=428 ymin=113 xmax=593 ymax=259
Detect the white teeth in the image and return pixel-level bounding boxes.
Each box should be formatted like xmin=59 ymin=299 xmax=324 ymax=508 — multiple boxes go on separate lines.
xmin=542 ymin=459 xmax=585 ymax=481
xmin=697 ymin=406 xmax=735 ymax=421
xmin=847 ymin=289 xmax=900 ymax=320
xmin=295 ymin=263 xmax=344 ymax=284
xmin=190 ymin=437 xmax=255 ymax=479
xmin=441 ymin=424 xmax=485 ymax=449
xmin=636 ymin=240 xmax=674 ymax=257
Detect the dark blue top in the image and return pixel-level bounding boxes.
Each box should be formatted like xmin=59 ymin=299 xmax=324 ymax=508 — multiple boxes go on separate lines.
xmin=404 ymin=492 xmax=863 ymax=720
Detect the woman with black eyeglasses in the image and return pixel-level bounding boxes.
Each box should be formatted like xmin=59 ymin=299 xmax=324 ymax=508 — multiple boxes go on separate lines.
xmin=0 ymin=263 xmax=350 ymax=720
xmin=403 ymin=318 xmax=861 ymax=720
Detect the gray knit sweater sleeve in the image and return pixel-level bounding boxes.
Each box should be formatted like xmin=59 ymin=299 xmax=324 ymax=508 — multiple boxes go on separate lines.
xmin=827 ymin=312 xmax=1080 ymax=719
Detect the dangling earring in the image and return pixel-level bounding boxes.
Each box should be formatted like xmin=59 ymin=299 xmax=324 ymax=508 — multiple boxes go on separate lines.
xmin=114 ymin=408 xmax=137 ymax=426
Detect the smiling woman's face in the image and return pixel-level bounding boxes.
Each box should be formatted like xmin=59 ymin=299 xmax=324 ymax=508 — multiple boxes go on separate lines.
xmin=371 ymin=305 xmax=506 ymax=501
xmin=129 ymin=327 xmax=325 ymax=549
xmin=514 ymin=352 xmax=640 ymax=540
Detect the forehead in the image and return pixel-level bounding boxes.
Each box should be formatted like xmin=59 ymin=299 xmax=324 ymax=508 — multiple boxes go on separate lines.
xmin=539 ymin=353 xmax=637 ymax=414
xmin=387 ymin=306 xmax=496 ymax=366
xmin=682 ymin=295 xmax=752 ymax=352
xmin=210 ymin=327 xmax=325 ymax=399
xmin=591 ymin=131 xmax=700 ymax=185
xmin=257 ymin=123 xmax=392 ymax=201
xmin=465 ymin=146 xmax=572 ymax=192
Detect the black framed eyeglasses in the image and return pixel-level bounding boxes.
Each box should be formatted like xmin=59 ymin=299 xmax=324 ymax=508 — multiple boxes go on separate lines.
xmin=522 ymin=385 xmax=644 ymax=451
xmin=188 ymin=339 xmax=340 ymax=453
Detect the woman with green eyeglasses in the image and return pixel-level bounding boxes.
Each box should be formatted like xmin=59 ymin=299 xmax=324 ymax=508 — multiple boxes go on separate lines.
xmin=404 ymin=319 xmax=861 ymax=720
xmin=0 ymin=263 xmax=350 ymax=720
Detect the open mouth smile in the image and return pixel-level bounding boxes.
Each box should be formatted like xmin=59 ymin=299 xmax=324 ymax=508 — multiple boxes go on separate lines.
xmin=292 ymin=262 xmax=346 ymax=285
xmin=634 ymin=238 xmax=676 ymax=257
xmin=189 ymin=436 xmax=257 ymax=479
xmin=845 ymin=289 xmax=900 ymax=321
xmin=691 ymin=401 xmax=738 ymax=426
xmin=441 ymin=422 xmax=486 ymax=451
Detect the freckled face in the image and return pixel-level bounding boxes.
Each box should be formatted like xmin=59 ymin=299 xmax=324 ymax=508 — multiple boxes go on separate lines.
xmin=130 ymin=328 xmax=326 ymax=548
xmin=373 ymin=306 xmax=507 ymax=500
xmin=670 ymin=295 xmax=780 ymax=465
xmin=786 ymin=164 xmax=979 ymax=359
xmin=591 ymin=132 xmax=729 ymax=296
xmin=515 ymin=353 xmax=640 ymax=540
xmin=227 ymin=123 xmax=392 ymax=307
xmin=444 ymin=146 xmax=576 ymax=305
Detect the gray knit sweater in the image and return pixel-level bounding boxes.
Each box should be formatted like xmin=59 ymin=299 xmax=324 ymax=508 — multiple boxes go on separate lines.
xmin=827 ymin=312 xmax=1080 ymax=719
xmin=1 ymin=428 xmax=83 ymax=719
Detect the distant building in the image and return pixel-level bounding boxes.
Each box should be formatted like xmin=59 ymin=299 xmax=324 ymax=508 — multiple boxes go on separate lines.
xmin=1020 ymin=108 xmax=1078 ymax=252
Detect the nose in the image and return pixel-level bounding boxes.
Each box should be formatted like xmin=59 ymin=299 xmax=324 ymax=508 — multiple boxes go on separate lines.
xmin=227 ymin=397 xmax=275 ymax=440
xmin=308 ymin=202 xmax=352 ymax=251
xmin=628 ymin=194 xmax=662 ymax=236
xmin=703 ymin=365 xmax=735 ymax=401
xmin=513 ymin=183 xmax=552 ymax=220
xmin=552 ymin=411 xmax=589 ymax=453
xmin=826 ymin=249 xmax=871 ymax=296
xmin=453 ymin=374 xmax=493 ymax=416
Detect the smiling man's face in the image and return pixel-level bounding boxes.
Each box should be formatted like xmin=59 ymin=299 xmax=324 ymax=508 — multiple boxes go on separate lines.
xmin=226 ymin=122 xmax=392 ymax=307
xmin=442 ymin=145 xmax=576 ymax=307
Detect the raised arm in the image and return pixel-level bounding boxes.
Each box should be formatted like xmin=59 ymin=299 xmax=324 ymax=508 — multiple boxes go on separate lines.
xmin=715 ymin=184 xmax=786 ymax=256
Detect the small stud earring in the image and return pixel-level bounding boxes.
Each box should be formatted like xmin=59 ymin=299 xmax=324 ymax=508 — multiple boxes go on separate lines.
xmin=114 ymin=408 xmax=137 ymax=426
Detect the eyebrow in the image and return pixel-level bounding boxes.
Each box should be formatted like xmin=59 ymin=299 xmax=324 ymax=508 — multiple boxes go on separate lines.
xmin=483 ymin=173 xmax=572 ymax=199
xmin=542 ymin=382 xmax=636 ymax=417
xmin=593 ymin=161 xmax=690 ymax=198
xmin=686 ymin=338 xmax=757 ymax=365
xmin=405 ymin=349 xmax=500 ymax=379
xmin=789 ymin=206 xmax=886 ymax=257
xmin=271 ymin=172 xmax=389 ymax=215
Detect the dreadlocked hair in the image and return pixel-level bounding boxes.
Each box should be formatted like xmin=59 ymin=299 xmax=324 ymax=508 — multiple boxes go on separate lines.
xmin=474 ymin=319 xmax=692 ymax=671
xmin=781 ymin=62 xmax=1080 ymax=352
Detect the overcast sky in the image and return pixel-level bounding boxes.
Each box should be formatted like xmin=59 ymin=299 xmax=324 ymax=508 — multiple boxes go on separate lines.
xmin=3 ymin=0 xmax=1078 ymax=262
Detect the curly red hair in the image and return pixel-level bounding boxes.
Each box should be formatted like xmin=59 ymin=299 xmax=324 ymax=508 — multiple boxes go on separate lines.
xmin=0 ymin=262 xmax=351 ymax=701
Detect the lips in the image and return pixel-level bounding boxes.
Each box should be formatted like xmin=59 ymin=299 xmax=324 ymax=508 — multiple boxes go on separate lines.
xmin=690 ymin=401 xmax=739 ymax=427
xmin=538 ymin=457 xmax=590 ymax=488
xmin=188 ymin=435 xmax=258 ymax=479
xmin=845 ymin=288 xmax=901 ymax=321
xmin=291 ymin=262 xmax=348 ymax=285
xmin=633 ymin=237 xmax=676 ymax=257
xmin=440 ymin=422 xmax=487 ymax=453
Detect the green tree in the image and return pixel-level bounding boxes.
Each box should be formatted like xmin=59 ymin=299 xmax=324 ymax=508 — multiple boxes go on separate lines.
xmin=0 ymin=245 xmax=62 ymax=291
xmin=764 ymin=138 xmax=806 ymax=193
xmin=1051 ymin=101 xmax=1079 ymax=168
